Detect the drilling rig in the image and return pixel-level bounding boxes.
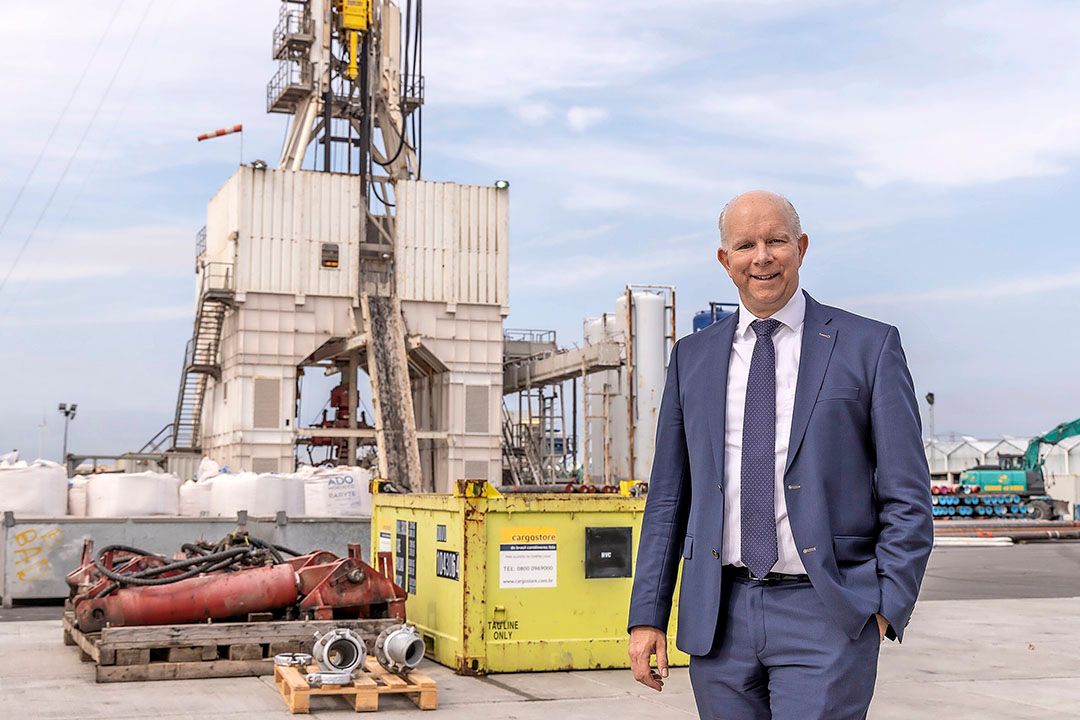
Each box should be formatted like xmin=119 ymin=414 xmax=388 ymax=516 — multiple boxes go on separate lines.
xmin=272 ymin=0 xmax=424 ymax=488
xmin=170 ymin=0 xmax=510 ymax=492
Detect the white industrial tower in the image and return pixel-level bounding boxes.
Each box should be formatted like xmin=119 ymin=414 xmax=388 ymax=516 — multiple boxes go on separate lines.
xmin=171 ymin=0 xmax=509 ymax=493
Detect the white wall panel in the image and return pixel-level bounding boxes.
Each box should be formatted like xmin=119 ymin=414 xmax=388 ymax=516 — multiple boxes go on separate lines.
xmin=207 ymin=167 xmax=362 ymax=299
xmin=206 ymin=172 xmax=241 ymax=263
xmin=396 ymin=180 xmax=509 ymax=309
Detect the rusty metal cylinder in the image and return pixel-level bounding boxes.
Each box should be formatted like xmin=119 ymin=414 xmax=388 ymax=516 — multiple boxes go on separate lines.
xmin=76 ymin=564 xmax=298 ymax=632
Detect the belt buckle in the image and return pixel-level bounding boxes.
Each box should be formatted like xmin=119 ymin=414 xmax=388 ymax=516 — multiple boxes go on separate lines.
xmin=747 ymin=569 xmax=767 ymax=582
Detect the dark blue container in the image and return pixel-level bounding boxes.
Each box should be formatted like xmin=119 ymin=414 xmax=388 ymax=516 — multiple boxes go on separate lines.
xmin=693 ymin=302 xmax=740 ymax=333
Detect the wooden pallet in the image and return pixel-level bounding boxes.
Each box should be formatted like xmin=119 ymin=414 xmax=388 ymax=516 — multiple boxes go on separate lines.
xmin=275 ymin=656 xmax=437 ymax=713
xmin=62 ymin=612 xmax=397 ymax=683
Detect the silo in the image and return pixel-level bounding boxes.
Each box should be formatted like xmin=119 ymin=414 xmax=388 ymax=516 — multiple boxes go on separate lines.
xmin=617 ymin=291 xmax=667 ymax=481
xmin=582 ymin=314 xmax=626 ymax=483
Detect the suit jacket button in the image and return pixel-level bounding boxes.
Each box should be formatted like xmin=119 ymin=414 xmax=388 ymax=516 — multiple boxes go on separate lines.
xmin=711 ymin=549 xmax=720 ymax=559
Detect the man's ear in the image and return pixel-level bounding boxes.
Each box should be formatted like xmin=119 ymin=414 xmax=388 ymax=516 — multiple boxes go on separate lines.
xmin=717 ymin=246 xmax=730 ymax=272
xmin=798 ymin=234 xmax=809 ymax=260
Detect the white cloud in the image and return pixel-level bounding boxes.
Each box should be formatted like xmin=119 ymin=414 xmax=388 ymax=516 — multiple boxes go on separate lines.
xmin=0 ymin=223 xmax=193 ymax=290
xmin=514 ymin=245 xmax=698 ymax=290
xmin=840 ymin=268 xmax=1080 ymax=307
xmin=422 ymin=1 xmax=687 ymax=107
xmin=561 ymin=184 xmax=633 ymax=210
xmin=0 ymin=2 xmax=282 ymax=176
xmin=514 ymin=102 xmax=553 ymax=124
xmin=701 ymin=85 xmax=1080 ymax=187
xmin=518 ymin=223 xmax=617 ymax=249
xmin=439 ymin=137 xmax=740 ymax=193
xmin=420 ymin=0 xmax=835 ymax=109
xmin=0 ymin=303 xmax=192 ymax=329
xmin=681 ymin=1 xmax=1080 ymax=188
xmin=565 ymin=106 xmax=608 ymax=132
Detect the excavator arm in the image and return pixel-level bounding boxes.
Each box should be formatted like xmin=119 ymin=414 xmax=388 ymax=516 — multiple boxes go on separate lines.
xmin=1024 ymin=417 xmax=1080 ymax=471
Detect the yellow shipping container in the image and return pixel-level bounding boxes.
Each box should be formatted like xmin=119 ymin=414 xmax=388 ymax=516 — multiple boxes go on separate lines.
xmin=371 ymin=479 xmax=689 ymax=674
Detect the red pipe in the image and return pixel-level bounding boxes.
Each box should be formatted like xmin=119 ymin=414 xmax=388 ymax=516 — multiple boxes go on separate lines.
xmin=76 ymin=563 xmax=298 ymax=632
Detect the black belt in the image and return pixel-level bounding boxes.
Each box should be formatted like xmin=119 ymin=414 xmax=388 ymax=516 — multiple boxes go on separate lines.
xmin=726 ymin=565 xmax=811 ymax=584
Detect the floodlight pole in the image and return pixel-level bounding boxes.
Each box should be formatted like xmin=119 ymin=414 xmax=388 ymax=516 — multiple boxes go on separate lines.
xmin=58 ymin=403 xmax=77 ymax=462
xmin=925 ymin=392 xmax=935 ymax=441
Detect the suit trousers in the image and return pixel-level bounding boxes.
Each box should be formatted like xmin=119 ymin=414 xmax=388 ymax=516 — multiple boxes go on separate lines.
xmin=689 ymin=567 xmax=881 ymax=720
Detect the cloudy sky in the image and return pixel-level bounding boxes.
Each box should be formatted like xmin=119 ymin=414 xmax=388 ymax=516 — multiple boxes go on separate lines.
xmin=2 ymin=0 xmax=1079 ymax=460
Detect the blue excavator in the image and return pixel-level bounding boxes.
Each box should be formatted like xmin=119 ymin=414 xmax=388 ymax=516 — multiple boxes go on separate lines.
xmin=958 ymin=417 xmax=1080 ymax=520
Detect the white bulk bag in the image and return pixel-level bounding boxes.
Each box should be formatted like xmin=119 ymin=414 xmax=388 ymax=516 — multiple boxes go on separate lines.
xmin=0 ymin=459 xmax=67 ymax=515
xmin=197 ymin=457 xmax=221 ymax=482
xmin=86 ymin=472 xmax=181 ymax=517
xmin=303 ymin=466 xmax=372 ymax=516
xmin=179 ymin=478 xmax=213 ymax=517
xmin=68 ymin=476 xmax=90 ymax=517
xmin=209 ymin=472 xmax=305 ymax=517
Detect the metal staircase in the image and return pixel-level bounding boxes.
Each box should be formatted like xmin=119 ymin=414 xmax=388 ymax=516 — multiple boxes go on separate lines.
xmin=537 ymin=388 xmax=572 ymax=472
xmin=501 ymin=399 xmax=544 ymax=485
xmin=171 ymin=263 xmax=234 ymax=452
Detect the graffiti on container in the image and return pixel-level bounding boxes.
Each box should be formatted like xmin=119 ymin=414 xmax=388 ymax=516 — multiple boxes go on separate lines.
xmin=11 ymin=526 xmax=64 ymax=583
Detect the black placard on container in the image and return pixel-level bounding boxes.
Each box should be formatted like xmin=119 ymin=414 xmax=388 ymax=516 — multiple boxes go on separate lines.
xmin=584 ymin=526 xmax=633 ymax=578
xmin=407 ymin=520 xmax=418 ymax=594
xmin=436 ymin=549 xmax=459 ymax=580
xmin=395 ymin=520 xmax=407 ymax=588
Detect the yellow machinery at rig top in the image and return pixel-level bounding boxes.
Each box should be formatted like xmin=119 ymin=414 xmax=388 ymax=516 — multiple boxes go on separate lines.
xmin=371 ymin=479 xmax=688 ymax=674
xmin=337 ymin=0 xmax=370 ymax=80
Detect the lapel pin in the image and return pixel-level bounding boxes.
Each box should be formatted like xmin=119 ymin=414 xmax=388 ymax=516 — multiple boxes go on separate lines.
xmin=819 ymin=332 xmax=831 ymax=339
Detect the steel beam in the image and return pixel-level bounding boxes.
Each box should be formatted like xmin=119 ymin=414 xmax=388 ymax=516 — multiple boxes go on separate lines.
xmin=503 ymin=341 xmax=623 ymax=394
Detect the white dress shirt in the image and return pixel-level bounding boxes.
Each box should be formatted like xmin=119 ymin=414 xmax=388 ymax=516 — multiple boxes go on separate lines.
xmin=722 ymin=288 xmax=808 ymax=575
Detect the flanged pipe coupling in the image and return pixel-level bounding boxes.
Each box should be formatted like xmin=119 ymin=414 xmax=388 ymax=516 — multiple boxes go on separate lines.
xmin=312 ymin=627 xmax=367 ymax=675
xmin=374 ymin=623 xmax=425 ymax=674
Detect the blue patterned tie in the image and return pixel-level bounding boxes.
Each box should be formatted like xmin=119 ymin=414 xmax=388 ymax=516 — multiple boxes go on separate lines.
xmin=741 ymin=318 xmax=782 ymax=578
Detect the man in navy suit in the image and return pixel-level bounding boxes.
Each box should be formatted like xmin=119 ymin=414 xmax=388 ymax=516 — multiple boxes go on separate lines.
xmin=627 ymin=191 xmax=933 ymax=719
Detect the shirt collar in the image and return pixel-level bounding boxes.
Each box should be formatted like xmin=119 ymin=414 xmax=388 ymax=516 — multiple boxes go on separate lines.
xmin=736 ymin=287 xmax=806 ymax=337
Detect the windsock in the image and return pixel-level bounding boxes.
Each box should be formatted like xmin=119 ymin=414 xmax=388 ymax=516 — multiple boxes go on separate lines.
xmin=197 ymin=124 xmax=243 ymax=142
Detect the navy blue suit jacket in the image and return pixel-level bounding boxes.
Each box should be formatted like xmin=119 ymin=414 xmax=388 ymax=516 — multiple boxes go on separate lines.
xmin=627 ymin=291 xmax=933 ymax=655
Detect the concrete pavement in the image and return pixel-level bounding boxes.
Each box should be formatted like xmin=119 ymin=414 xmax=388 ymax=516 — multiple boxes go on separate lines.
xmin=4 ymin=545 xmax=1080 ymax=718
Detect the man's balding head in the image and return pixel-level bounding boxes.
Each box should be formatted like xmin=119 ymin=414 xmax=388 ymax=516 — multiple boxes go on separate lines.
xmin=715 ymin=190 xmax=809 ymax=317
xmin=718 ymin=191 xmax=802 ymax=250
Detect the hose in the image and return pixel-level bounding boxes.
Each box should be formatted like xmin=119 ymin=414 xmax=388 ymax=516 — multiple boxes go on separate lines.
xmin=93 ymin=546 xmax=252 ymax=590
xmin=91 ymin=532 xmax=300 ymax=598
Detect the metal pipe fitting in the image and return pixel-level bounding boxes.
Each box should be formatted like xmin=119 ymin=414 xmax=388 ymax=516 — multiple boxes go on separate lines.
xmin=374 ymin=623 xmax=425 ymax=674
xmin=312 ymin=627 xmax=367 ymax=675
xmin=274 ymin=652 xmax=313 ymax=667
xmin=305 ymin=671 xmax=355 ymax=687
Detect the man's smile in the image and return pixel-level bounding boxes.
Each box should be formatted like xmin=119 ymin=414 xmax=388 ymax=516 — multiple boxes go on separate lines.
xmin=750 ymin=272 xmax=780 ymax=281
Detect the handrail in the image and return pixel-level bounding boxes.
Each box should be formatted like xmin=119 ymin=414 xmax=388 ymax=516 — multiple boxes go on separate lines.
xmin=139 ymin=423 xmax=175 ymax=454
xmin=272 ymin=3 xmax=314 ymax=59
xmin=504 ymin=329 xmax=557 ymax=344
xmin=200 ymin=261 xmax=233 ymax=295
xmin=266 ymin=59 xmax=313 ymax=112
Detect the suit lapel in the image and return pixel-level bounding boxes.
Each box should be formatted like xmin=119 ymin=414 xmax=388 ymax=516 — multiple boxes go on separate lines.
xmin=707 ymin=312 xmax=738 ymax=487
xmin=785 ymin=292 xmax=835 ymax=474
